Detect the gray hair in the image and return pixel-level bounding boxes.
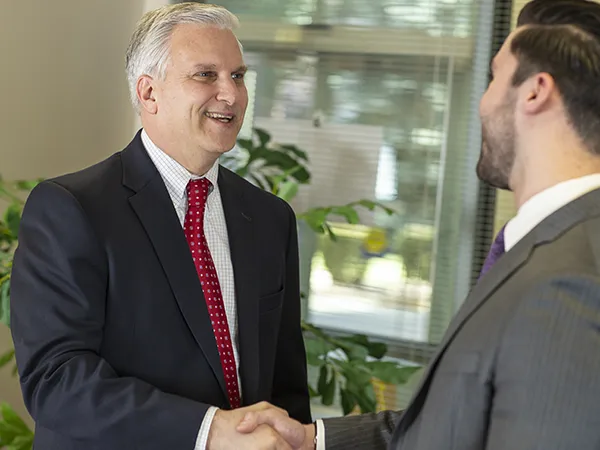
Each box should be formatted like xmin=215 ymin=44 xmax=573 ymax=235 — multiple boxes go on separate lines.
xmin=125 ymin=2 xmax=241 ymax=111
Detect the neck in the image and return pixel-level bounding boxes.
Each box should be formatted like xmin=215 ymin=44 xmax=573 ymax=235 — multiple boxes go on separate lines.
xmin=510 ymin=140 xmax=600 ymax=208
xmin=142 ymin=126 xmax=218 ymax=176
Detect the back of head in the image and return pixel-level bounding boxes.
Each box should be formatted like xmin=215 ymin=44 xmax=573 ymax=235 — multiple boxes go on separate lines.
xmin=512 ymin=0 xmax=600 ymax=153
xmin=125 ymin=2 xmax=240 ymax=112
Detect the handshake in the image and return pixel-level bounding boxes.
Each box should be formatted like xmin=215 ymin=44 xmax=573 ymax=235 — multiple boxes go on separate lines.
xmin=207 ymin=401 xmax=316 ymax=450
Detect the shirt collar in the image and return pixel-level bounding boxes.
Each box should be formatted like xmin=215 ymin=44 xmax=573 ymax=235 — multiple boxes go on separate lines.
xmin=504 ymin=173 xmax=600 ymax=251
xmin=141 ymin=128 xmax=219 ymax=203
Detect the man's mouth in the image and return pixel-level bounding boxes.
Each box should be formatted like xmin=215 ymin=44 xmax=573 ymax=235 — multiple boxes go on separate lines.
xmin=205 ymin=111 xmax=235 ymax=123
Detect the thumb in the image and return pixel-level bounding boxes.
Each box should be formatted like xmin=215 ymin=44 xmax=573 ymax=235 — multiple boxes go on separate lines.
xmin=236 ymin=412 xmax=258 ymax=433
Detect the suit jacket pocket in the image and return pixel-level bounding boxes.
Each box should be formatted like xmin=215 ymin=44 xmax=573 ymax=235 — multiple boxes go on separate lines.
xmin=258 ymin=288 xmax=284 ymax=314
xmin=437 ymin=351 xmax=480 ymax=374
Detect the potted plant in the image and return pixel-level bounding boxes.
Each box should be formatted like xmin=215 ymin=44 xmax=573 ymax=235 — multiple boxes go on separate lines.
xmin=0 ymin=178 xmax=37 ymax=450
xmin=224 ymin=128 xmax=422 ymax=413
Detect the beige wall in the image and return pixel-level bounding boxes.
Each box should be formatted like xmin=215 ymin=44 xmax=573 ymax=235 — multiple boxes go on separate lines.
xmin=0 ymin=0 xmax=157 ymax=425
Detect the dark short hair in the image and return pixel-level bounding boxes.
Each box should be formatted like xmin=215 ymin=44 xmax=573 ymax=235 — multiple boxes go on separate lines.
xmin=511 ymin=0 xmax=600 ymax=152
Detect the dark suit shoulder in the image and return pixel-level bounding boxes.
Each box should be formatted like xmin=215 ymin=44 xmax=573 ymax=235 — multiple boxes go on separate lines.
xmin=218 ymin=165 xmax=296 ymax=222
xmin=48 ymin=152 xmax=123 ymax=199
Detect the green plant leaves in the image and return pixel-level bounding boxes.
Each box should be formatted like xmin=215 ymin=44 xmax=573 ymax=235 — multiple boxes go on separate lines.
xmin=4 ymin=204 xmax=21 ymax=240
xmin=303 ymin=321 xmax=421 ymax=415
xmin=0 ymin=349 xmax=14 ymax=369
xmin=254 ymin=128 xmax=271 ymax=147
xmin=330 ymin=205 xmax=360 ymax=224
xmin=0 ymin=403 xmax=33 ymax=450
xmin=0 ymin=278 xmax=10 ymax=327
xmin=276 ymin=180 xmax=298 ymax=202
xmin=336 ymin=334 xmax=388 ymax=359
xmin=317 ymin=366 xmax=336 ymax=406
xmin=367 ymin=361 xmax=421 ymax=385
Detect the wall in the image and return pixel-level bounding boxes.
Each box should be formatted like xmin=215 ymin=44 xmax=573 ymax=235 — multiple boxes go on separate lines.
xmin=0 ymin=0 xmax=152 ymax=425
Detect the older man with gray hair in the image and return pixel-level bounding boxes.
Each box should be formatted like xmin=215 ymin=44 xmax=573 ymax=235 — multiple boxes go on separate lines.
xmin=10 ymin=3 xmax=311 ymax=449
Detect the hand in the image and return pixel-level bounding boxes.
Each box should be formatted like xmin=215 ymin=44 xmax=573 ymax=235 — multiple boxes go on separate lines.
xmin=237 ymin=408 xmax=316 ymax=450
xmin=207 ymin=402 xmax=295 ymax=450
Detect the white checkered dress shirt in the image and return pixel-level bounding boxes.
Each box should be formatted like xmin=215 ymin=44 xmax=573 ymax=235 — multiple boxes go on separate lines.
xmin=141 ymin=129 xmax=240 ymax=450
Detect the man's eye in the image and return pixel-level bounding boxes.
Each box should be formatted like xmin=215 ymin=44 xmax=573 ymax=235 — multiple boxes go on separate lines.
xmin=232 ymin=73 xmax=245 ymax=80
xmin=196 ymin=72 xmax=215 ymax=78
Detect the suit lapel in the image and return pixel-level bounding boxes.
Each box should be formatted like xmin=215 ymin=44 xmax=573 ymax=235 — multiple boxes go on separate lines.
xmin=121 ymin=133 xmax=228 ymax=400
xmin=218 ymin=167 xmax=261 ymax=406
xmin=393 ymin=187 xmax=600 ymax=438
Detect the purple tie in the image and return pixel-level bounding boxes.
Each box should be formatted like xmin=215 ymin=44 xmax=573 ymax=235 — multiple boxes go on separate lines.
xmin=479 ymin=225 xmax=506 ymax=278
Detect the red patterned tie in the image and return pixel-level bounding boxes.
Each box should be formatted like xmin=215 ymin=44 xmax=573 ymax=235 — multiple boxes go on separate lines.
xmin=184 ymin=178 xmax=240 ymax=409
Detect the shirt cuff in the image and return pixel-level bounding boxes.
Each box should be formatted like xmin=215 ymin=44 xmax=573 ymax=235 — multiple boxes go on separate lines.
xmin=316 ymin=419 xmax=326 ymax=450
xmin=195 ymin=406 xmax=219 ymax=450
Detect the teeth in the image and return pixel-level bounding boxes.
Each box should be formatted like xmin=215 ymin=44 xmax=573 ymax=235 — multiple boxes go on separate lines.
xmin=205 ymin=112 xmax=233 ymax=120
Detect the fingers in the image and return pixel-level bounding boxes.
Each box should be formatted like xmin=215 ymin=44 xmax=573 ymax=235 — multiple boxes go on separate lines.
xmin=248 ymin=401 xmax=289 ymax=417
xmin=254 ymin=424 xmax=293 ymax=450
xmin=237 ymin=410 xmax=305 ymax=448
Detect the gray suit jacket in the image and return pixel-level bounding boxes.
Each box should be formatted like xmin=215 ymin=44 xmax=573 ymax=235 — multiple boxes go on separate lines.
xmin=323 ymin=188 xmax=600 ymax=449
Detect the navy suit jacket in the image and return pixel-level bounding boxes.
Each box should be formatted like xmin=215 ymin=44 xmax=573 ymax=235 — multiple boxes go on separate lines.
xmin=10 ymin=131 xmax=311 ymax=449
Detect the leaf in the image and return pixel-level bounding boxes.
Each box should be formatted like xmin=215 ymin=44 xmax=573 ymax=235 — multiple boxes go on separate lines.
xmin=276 ymin=180 xmax=298 ymax=202
xmin=0 ymin=404 xmax=32 ymax=435
xmin=323 ymin=223 xmax=337 ymax=241
xmin=303 ymin=337 xmax=333 ymax=367
xmin=367 ymin=362 xmax=421 ymax=385
xmin=277 ymin=143 xmax=309 ymax=162
xmin=337 ymin=361 xmax=372 ymax=388
xmin=236 ymin=138 xmax=255 ymax=151
xmin=0 ymin=349 xmax=14 ymax=369
xmin=0 ymin=421 xmax=21 ymax=446
xmin=4 ymin=204 xmax=21 ymax=239
xmin=317 ymin=365 xmax=328 ymax=398
xmin=261 ymin=151 xmax=301 ymax=172
xmin=0 ymin=279 xmax=10 ymax=327
xmin=333 ymin=339 xmax=368 ymax=362
xmin=357 ymin=199 xmax=377 ymax=211
xmin=353 ymin=382 xmax=377 ymax=413
xmin=14 ymin=180 xmax=40 ymax=191
xmin=7 ymin=434 xmax=34 ymax=450
xmin=330 ymin=205 xmax=360 ymax=224
xmin=357 ymin=199 xmax=395 ymax=215
xmin=300 ymin=208 xmax=329 ymax=233
xmin=321 ymin=369 xmax=336 ymax=406
xmin=308 ymin=384 xmax=319 ymax=398
xmin=254 ymin=128 xmax=271 ymax=147
xmin=288 ymin=166 xmax=311 ymax=184
xmin=337 ymin=334 xmax=387 ymax=359
xmin=340 ymin=388 xmax=357 ymax=415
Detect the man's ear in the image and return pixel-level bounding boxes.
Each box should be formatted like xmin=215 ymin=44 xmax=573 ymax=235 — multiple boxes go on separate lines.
xmin=521 ymin=72 xmax=555 ymax=115
xmin=136 ymin=75 xmax=158 ymax=114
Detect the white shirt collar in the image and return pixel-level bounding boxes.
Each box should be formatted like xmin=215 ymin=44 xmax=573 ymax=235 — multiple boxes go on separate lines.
xmin=504 ymin=173 xmax=600 ymax=251
xmin=140 ymin=128 xmax=219 ymax=204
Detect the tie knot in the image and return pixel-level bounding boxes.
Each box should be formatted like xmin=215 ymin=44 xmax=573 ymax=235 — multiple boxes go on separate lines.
xmin=479 ymin=224 xmax=506 ymax=278
xmin=490 ymin=225 xmax=505 ymax=255
xmin=186 ymin=178 xmax=212 ymax=210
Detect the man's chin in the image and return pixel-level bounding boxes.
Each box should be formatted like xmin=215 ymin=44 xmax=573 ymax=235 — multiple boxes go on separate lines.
xmin=476 ymin=164 xmax=510 ymax=190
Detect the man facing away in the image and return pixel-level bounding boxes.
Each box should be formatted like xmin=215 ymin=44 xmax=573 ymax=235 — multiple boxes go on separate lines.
xmin=238 ymin=0 xmax=600 ymax=448
xmin=10 ymin=3 xmax=311 ymax=449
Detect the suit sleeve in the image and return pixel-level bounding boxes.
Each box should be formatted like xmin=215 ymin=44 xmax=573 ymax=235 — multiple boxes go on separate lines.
xmin=322 ymin=410 xmax=402 ymax=450
xmin=486 ymin=274 xmax=600 ymax=450
xmin=269 ymin=202 xmax=312 ymax=424
xmin=10 ymin=181 xmax=209 ymax=449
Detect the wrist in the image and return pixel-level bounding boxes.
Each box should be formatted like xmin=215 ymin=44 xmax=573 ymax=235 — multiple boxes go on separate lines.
xmin=206 ymin=409 xmax=224 ymax=450
xmin=303 ymin=423 xmax=317 ymax=450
